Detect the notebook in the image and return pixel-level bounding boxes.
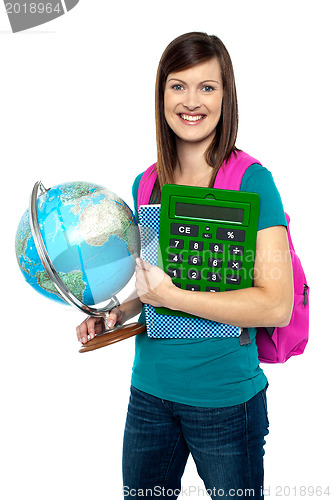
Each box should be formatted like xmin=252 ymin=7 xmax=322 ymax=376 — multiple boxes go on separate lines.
xmin=138 ymin=204 xmax=240 ymax=339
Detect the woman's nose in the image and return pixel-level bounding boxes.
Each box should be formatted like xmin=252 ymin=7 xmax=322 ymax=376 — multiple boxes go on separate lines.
xmin=183 ymin=90 xmax=200 ymax=111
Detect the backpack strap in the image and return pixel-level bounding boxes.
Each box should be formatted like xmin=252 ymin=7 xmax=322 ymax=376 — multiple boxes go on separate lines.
xmin=137 ymin=163 xmax=158 ymax=207
xmin=214 ymin=151 xmax=262 ymax=347
xmin=214 ymin=150 xmax=262 ymax=189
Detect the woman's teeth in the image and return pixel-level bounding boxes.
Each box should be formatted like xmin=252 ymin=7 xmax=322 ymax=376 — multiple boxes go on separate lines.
xmin=180 ymin=114 xmax=204 ymax=122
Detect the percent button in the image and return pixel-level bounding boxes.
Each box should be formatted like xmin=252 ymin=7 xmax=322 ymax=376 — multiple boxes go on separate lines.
xmin=216 ymin=228 xmax=245 ymax=242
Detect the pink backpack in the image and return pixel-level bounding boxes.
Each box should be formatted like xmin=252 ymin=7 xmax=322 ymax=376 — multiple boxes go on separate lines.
xmin=137 ymin=151 xmax=309 ymax=363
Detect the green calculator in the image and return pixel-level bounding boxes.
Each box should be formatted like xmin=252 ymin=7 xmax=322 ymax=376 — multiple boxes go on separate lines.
xmin=155 ymin=184 xmax=260 ymax=317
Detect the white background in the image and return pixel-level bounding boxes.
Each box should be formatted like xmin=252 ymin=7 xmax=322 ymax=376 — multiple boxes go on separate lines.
xmin=0 ymin=1 xmax=331 ymax=499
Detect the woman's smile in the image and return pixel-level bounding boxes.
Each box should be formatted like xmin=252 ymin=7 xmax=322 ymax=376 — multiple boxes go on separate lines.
xmin=178 ymin=113 xmax=207 ymax=124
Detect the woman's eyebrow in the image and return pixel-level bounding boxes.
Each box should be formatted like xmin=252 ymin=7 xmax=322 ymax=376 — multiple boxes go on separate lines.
xmin=167 ymin=78 xmax=186 ymax=84
xmin=167 ymin=78 xmax=221 ymax=84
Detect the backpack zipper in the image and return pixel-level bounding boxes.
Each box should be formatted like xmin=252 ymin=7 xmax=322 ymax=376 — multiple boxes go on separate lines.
xmin=303 ymin=284 xmax=309 ymax=306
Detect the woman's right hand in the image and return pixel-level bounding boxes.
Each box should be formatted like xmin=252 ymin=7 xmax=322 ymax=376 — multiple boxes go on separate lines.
xmin=76 ymin=306 xmax=123 ymax=344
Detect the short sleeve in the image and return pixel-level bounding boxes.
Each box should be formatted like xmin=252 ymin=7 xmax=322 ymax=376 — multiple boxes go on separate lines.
xmin=240 ymin=164 xmax=287 ymax=231
xmin=132 ymin=172 xmax=144 ymax=221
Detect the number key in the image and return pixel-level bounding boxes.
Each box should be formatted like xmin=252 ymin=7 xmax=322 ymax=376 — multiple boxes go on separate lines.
xmin=167 ymin=268 xmax=182 ymax=279
xmin=209 ymin=243 xmax=224 ymax=253
xmin=187 ymin=269 xmax=201 ymax=280
xmin=189 ymin=241 xmax=203 ymax=251
xmin=188 ymin=255 xmax=202 ymax=266
xmin=208 ymin=258 xmax=223 ymax=268
xmin=169 ymin=238 xmax=184 ymax=249
xmin=207 ymin=272 xmax=221 ymax=283
xmin=168 ymin=253 xmax=183 ymax=263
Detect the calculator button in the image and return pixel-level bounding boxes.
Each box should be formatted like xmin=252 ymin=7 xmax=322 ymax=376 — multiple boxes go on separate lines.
xmin=209 ymin=243 xmax=224 ymax=253
xmin=187 ymin=269 xmax=201 ymax=280
xmin=173 ymin=282 xmax=182 ymax=288
xmin=189 ymin=241 xmax=203 ymax=251
xmin=167 ymin=268 xmax=182 ymax=279
xmin=168 ymin=253 xmax=183 ymax=264
xmin=229 ymin=245 xmax=244 ymax=256
xmin=208 ymin=258 xmax=223 ymax=268
xmin=171 ymin=223 xmax=199 ymax=237
xmin=188 ymin=255 xmax=202 ymax=266
xmin=217 ymin=228 xmax=245 ymax=242
xmin=228 ymin=260 xmax=243 ymax=270
xmin=202 ymin=233 xmax=212 ymax=239
xmin=226 ymin=274 xmax=242 ymax=285
xmin=207 ymin=272 xmax=221 ymax=282
xmin=186 ymin=284 xmax=201 ymax=291
xmin=206 ymin=286 xmax=220 ymax=292
xmin=169 ymin=238 xmax=184 ymax=249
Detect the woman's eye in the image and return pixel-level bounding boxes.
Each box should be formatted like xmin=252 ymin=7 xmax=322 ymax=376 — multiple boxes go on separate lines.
xmin=172 ymin=84 xmax=183 ymax=90
xmin=202 ymin=85 xmax=214 ymax=92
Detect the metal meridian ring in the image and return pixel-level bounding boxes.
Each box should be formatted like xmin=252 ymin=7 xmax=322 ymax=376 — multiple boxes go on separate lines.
xmin=29 ymin=181 xmax=119 ymax=317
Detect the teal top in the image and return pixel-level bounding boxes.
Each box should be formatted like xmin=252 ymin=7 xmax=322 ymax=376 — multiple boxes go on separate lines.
xmin=130 ymin=163 xmax=287 ymax=407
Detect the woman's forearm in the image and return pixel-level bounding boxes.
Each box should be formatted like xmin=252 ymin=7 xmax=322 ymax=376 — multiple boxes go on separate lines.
xmin=164 ymin=285 xmax=293 ymax=328
xmin=135 ymin=227 xmax=294 ymax=329
xmin=119 ymin=291 xmax=143 ymax=323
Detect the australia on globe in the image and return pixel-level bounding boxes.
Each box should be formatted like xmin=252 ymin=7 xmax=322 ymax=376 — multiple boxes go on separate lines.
xmin=15 ymin=181 xmax=140 ymax=308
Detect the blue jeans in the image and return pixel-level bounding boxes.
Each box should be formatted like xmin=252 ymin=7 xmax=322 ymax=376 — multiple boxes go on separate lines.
xmin=122 ymin=384 xmax=269 ymax=499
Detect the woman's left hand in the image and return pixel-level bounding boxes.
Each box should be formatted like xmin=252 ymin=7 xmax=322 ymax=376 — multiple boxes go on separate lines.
xmin=135 ymin=258 xmax=176 ymax=308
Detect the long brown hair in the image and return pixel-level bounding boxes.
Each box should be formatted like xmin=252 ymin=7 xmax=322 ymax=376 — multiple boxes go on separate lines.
xmin=150 ymin=32 xmax=239 ymax=202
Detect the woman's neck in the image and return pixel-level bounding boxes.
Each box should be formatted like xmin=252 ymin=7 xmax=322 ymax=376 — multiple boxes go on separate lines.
xmin=173 ymin=137 xmax=214 ymax=187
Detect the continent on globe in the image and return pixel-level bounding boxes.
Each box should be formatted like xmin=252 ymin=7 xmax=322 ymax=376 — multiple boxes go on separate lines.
xmin=15 ymin=181 xmax=140 ymax=307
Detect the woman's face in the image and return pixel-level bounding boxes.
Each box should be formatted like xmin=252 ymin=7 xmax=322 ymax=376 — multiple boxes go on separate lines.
xmin=164 ymin=58 xmax=223 ymax=146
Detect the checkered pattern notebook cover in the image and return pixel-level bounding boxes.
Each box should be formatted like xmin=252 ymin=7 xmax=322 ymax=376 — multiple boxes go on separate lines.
xmin=138 ymin=204 xmax=240 ymax=339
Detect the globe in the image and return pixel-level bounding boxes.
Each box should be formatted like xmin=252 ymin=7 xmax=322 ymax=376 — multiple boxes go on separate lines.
xmin=15 ymin=181 xmax=140 ymax=309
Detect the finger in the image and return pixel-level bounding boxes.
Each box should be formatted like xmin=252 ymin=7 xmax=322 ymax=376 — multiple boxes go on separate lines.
xmin=76 ymin=325 xmax=84 ymax=341
xmin=136 ymin=258 xmax=153 ymax=271
xmin=85 ymin=316 xmax=99 ymax=341
xmin=76 ymin=322 xmax=88 ymax=344
xmin=76 ymin=317 xmax=89 ymax=338
xmin=106 ymin=309 xmax=118 ymax=329
xmin=77 ymin=317 xmax=100 ymax=344
xmin=135 ymin=257 xmax=144 ymax=269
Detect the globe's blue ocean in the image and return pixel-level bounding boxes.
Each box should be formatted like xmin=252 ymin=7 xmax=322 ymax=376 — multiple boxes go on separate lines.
xmin=15 ymin=182 xmax=140 ymax=308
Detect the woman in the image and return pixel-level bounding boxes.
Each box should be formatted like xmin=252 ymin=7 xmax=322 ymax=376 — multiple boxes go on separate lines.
xmin=77 ymin=32 xmax=293 ymax=499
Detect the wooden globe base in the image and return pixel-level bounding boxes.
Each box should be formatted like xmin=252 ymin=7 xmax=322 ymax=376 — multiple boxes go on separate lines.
xmin=79 ymin=322 xmax=146 ymax=353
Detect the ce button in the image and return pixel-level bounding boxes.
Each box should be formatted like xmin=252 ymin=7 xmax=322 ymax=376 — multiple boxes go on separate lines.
xmin=170 ymin=223 xmax=199 ymax=237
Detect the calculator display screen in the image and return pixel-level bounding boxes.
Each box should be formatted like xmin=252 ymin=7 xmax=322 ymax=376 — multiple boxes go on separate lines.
xmin=175 ymin=202 xmax=244 ymax=223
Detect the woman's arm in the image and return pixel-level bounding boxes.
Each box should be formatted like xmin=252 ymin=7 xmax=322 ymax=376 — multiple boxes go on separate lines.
xmin=135 ymin=225 xmax=294 ymax=328
xmin=107 ymin=291 xmax=143 ymax=328
xmin=76 ymin=292 xmax=143 ymax=344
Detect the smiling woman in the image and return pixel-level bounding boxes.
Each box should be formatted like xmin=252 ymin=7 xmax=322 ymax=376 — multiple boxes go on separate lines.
xmin=164 ymin=59 xmax=223 ymax=149
xmin=76 ymin=31 xmax=293 ymax=500
xmin=154 ymin=32 xmax=239 ymax=196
